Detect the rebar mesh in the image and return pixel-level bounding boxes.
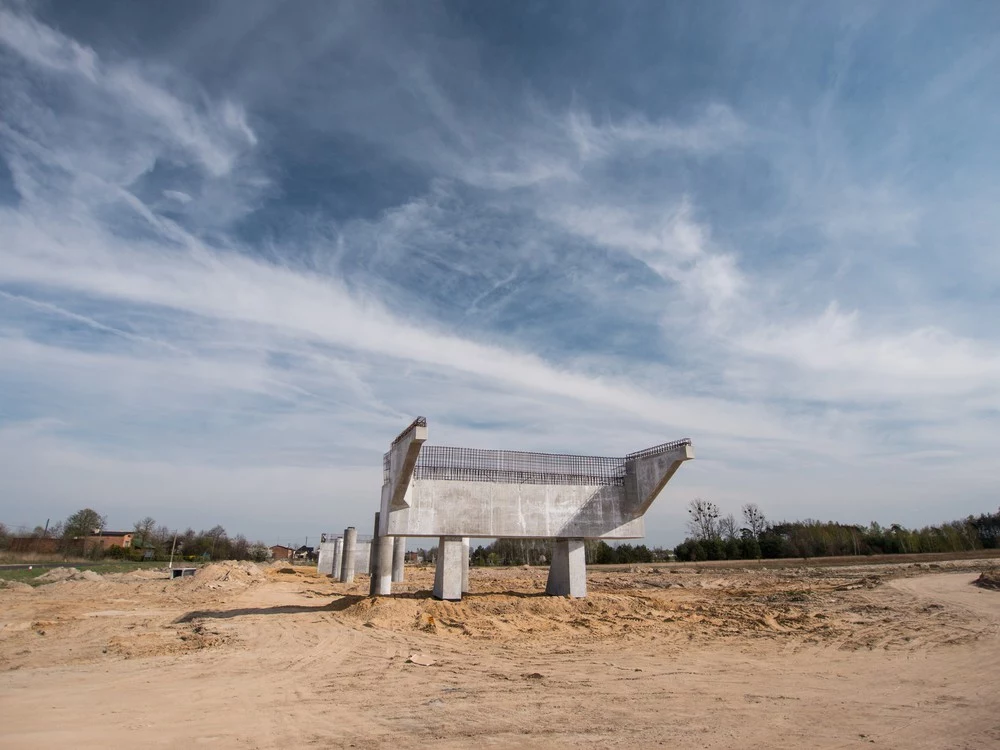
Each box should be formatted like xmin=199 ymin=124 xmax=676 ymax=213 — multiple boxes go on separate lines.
xmin=320 ymin=533 xmax=373 ymax=542
xmin=381 ymin=438 xmax=692 ymax=486
xmin=624 ymin=438 xmax=692 ymax=462
xmin=413 ymin=446 xmax=627 ymax=485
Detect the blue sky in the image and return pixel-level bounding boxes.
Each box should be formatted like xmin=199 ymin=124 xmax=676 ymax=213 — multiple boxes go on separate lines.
xmin=1 ymin=0 xmax=998 ymax=545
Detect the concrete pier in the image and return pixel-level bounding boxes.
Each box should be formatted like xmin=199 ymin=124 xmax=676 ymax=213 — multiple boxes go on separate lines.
xmin=368 ymin=514 xmax=380 ymax=596
xmin=316 ymin=540 xmax=338 ymax=575
xmin=374 ymin=514 xmax=393 ymax=596
xmin=461 ymin=537 xmax=470 ymax=594
xmin=433 ymin=536 xmax=464 ymax=601
xmin=340 ymin=526 xmax=357 ymax=583
xmin=545 ymin=538 xmax=587 ymax=597
xmin=333 ymin=536 xmax=343 ymax=579
xmin=355 ymin=539 xmax=372 ymax=575
xmin=369 ymin=513 xmax=389 ymax=596
xmin=391 ymin=536 xmax=405 ymax=583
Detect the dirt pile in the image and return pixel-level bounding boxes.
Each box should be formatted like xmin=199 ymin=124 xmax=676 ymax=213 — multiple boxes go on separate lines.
xmin=173 ymin=561 xmax=266 ymax=592
xmin=120 ymin=568 xmax=171 ymax=580
xmin=0 ymin=579 xmax=36 ymax=592
xmin=35 ymin=567 xmax=104 ymax=584
xmin=320 ymin=565 xmax=993 ymax=651
xmin=974 ymin=570 xmax=1000 ymax=590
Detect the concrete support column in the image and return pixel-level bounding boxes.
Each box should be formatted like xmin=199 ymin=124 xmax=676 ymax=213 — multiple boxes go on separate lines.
xmin=391 ymin=536 xmax=406 ymax=583
xmin=368 ymin=513 xmax=381 ymax=596
xmin=461 ymin=537 xmax=470 ymax=594
xmin=332 ymin=537 xmax=343 ymax=579
xmin=545 ymin=538 xmax=587 ymax=598
xmin=361 ymin=540 xmax=372 ymax=575
xmin=340 ymin=526 xmax=357 ymax=583
xmin=376 ymin=533 xmax=393 ymax=597
xmin=433 ymin=536 xmax=464 ymax=601
xmin=369 ymin=512 xmax=393 ymax=596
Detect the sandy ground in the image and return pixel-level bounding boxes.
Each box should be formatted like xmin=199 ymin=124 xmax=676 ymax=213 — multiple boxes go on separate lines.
xmin=2 ymin=558 xmax=999 ymax=749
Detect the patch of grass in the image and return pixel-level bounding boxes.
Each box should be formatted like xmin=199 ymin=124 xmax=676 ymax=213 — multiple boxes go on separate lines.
xmin=0 ymin=568 xmax=47 ymax=586
xmin=0 ymin=560 xmax=169 ymax=586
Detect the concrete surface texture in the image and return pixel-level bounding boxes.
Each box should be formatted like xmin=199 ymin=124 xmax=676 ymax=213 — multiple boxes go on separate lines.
xmin=432 ymin=536 xmax=465 ymax=601
xmin=316 ymin=541 xmax=338 ymax=576
xmin=333 ymin=537 xmax=343 ymax=579
xmin=461 ymin=537 xmax=470 ymax=594
xmin=391 ymin=537 xmax=405 ymax=583
xmin=356 ymin=540 xmax=372 ymax=576
xmin=339 ymin=527 xmax=357 ymax=583
xmin=369 ymin=514 xmax=383 ymax=597
xmin=375 ymin=513 xmax=394 ymax=596
xmin=545 ymin=538 xmax=587 ymax=597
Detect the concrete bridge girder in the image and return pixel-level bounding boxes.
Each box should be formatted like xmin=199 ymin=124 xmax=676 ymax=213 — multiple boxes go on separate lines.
xmin=370 ymin=418 xmax=692 ymax=601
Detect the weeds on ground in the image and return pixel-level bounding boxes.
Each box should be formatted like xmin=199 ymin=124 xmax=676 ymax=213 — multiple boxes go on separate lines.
xmin=0 ymin=560 xmax=169 ymax=586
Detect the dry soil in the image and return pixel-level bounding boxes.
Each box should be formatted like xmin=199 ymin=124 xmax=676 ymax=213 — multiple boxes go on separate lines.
xmin=2 ymin=558 xmax=999 ymax=748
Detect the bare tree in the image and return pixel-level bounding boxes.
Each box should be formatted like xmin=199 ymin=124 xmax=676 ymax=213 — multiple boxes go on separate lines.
xmin=719 ymin=513 xmax=739 ymax=541
xmin=153 ymin=524 xmax=172 ymax=549
xmin=742 ymin=503 xmax=767 ymax=539
xmin=133 ymin=516 xmax=157 ymax=547
xmin=687 ymin=498 xmax=720 ymax=540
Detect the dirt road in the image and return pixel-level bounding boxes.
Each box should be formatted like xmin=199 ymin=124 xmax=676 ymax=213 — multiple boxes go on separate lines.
xmin=2 ymin=562 xmax=999 ymax=748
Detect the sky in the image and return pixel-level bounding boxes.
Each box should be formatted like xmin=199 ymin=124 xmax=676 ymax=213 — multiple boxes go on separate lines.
xmin=1 ymin=0 xmax=998 ymax=546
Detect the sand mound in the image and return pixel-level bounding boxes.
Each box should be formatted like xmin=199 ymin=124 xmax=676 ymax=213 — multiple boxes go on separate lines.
xmin=122 ymin=568 xmax=171 ymax=580
xmin=974 ymin=570 xmax=1000 ymax=590
xmin=174 ymin=561 xmax=266 ymax=591
xmin=331 ymin=588 xmax=836 ymax=643
xmin=0 ymin=580 xmax=36 ymax=592
xmin=35 ymin=567 xmax=104 ymax=583
xmin=320 ymin=565 xmax=990 ymax=650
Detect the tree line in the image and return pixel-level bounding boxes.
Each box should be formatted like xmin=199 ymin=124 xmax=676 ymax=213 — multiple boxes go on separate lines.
xmin=466 ymin=538 xmax=673 ymax=567
xmin=673 ymin=499 xmax=1000 ymax=562
xmin=0 ymin=508 xmax=270 ymax=562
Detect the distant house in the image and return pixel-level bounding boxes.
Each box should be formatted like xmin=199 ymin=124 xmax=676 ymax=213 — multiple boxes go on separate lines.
xmin=269 ymin=545 xmax=293 ymax=561
xmin=9 ymin=531 xmax=133 ymax=555
xmin=85 ymin=531 xmax=133 ymax=552
xmin=9 ymin=536 xmax=62 ymax=554
xmin=294 ymin=545 xmax=315 ymax=562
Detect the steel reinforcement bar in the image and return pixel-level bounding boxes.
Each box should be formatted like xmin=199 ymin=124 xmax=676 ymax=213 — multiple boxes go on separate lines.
xmin=381 ymin=438 xmax=691 ymax=486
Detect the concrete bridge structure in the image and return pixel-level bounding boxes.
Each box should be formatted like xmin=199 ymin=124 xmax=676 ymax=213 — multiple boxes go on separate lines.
xmin=317 ymin=533 xmax=373 ymax=581
xmin=376 ymin=417 xmax=693 ymax=600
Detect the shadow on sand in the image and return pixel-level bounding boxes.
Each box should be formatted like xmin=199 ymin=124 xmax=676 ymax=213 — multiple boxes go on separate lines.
xmin=174 ymin=588 xmax=551 ymax=623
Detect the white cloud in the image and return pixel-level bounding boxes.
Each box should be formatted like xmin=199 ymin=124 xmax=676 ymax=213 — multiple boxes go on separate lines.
xmin=542 ymin=198 xmax=745 ymax=312
xmin=0 ymin=208 xmax=796 ymax=444
xmin=735 ymin=303 xmax=1000 ymax=397
xmin=0 ymin=6 xmax=257 ymax=180
xmin=566 ymin=103 xmax=746 ymax=160
xmin=162 ymin=189 xmax=193 ymax=204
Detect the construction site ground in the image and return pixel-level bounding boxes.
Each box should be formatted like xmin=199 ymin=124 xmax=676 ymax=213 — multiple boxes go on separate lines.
xmin=2 ymin=556 xmax=999 ymax=749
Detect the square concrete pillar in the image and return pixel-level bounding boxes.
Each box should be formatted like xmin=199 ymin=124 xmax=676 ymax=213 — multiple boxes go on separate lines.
xmin=376 ymin=533 xmax=393 ymax=596
xmin=433 ymin=536 xmax=465 ymax=601
xmin=391 ymin=536 xmax=406 ymax=583
xmin=461 ymin=537 xmax=470 ymax=594
xmin=546 ymin=538 xmax=587 ymax=598
xmin=369 ymin=512 xmax=393 ymax=597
